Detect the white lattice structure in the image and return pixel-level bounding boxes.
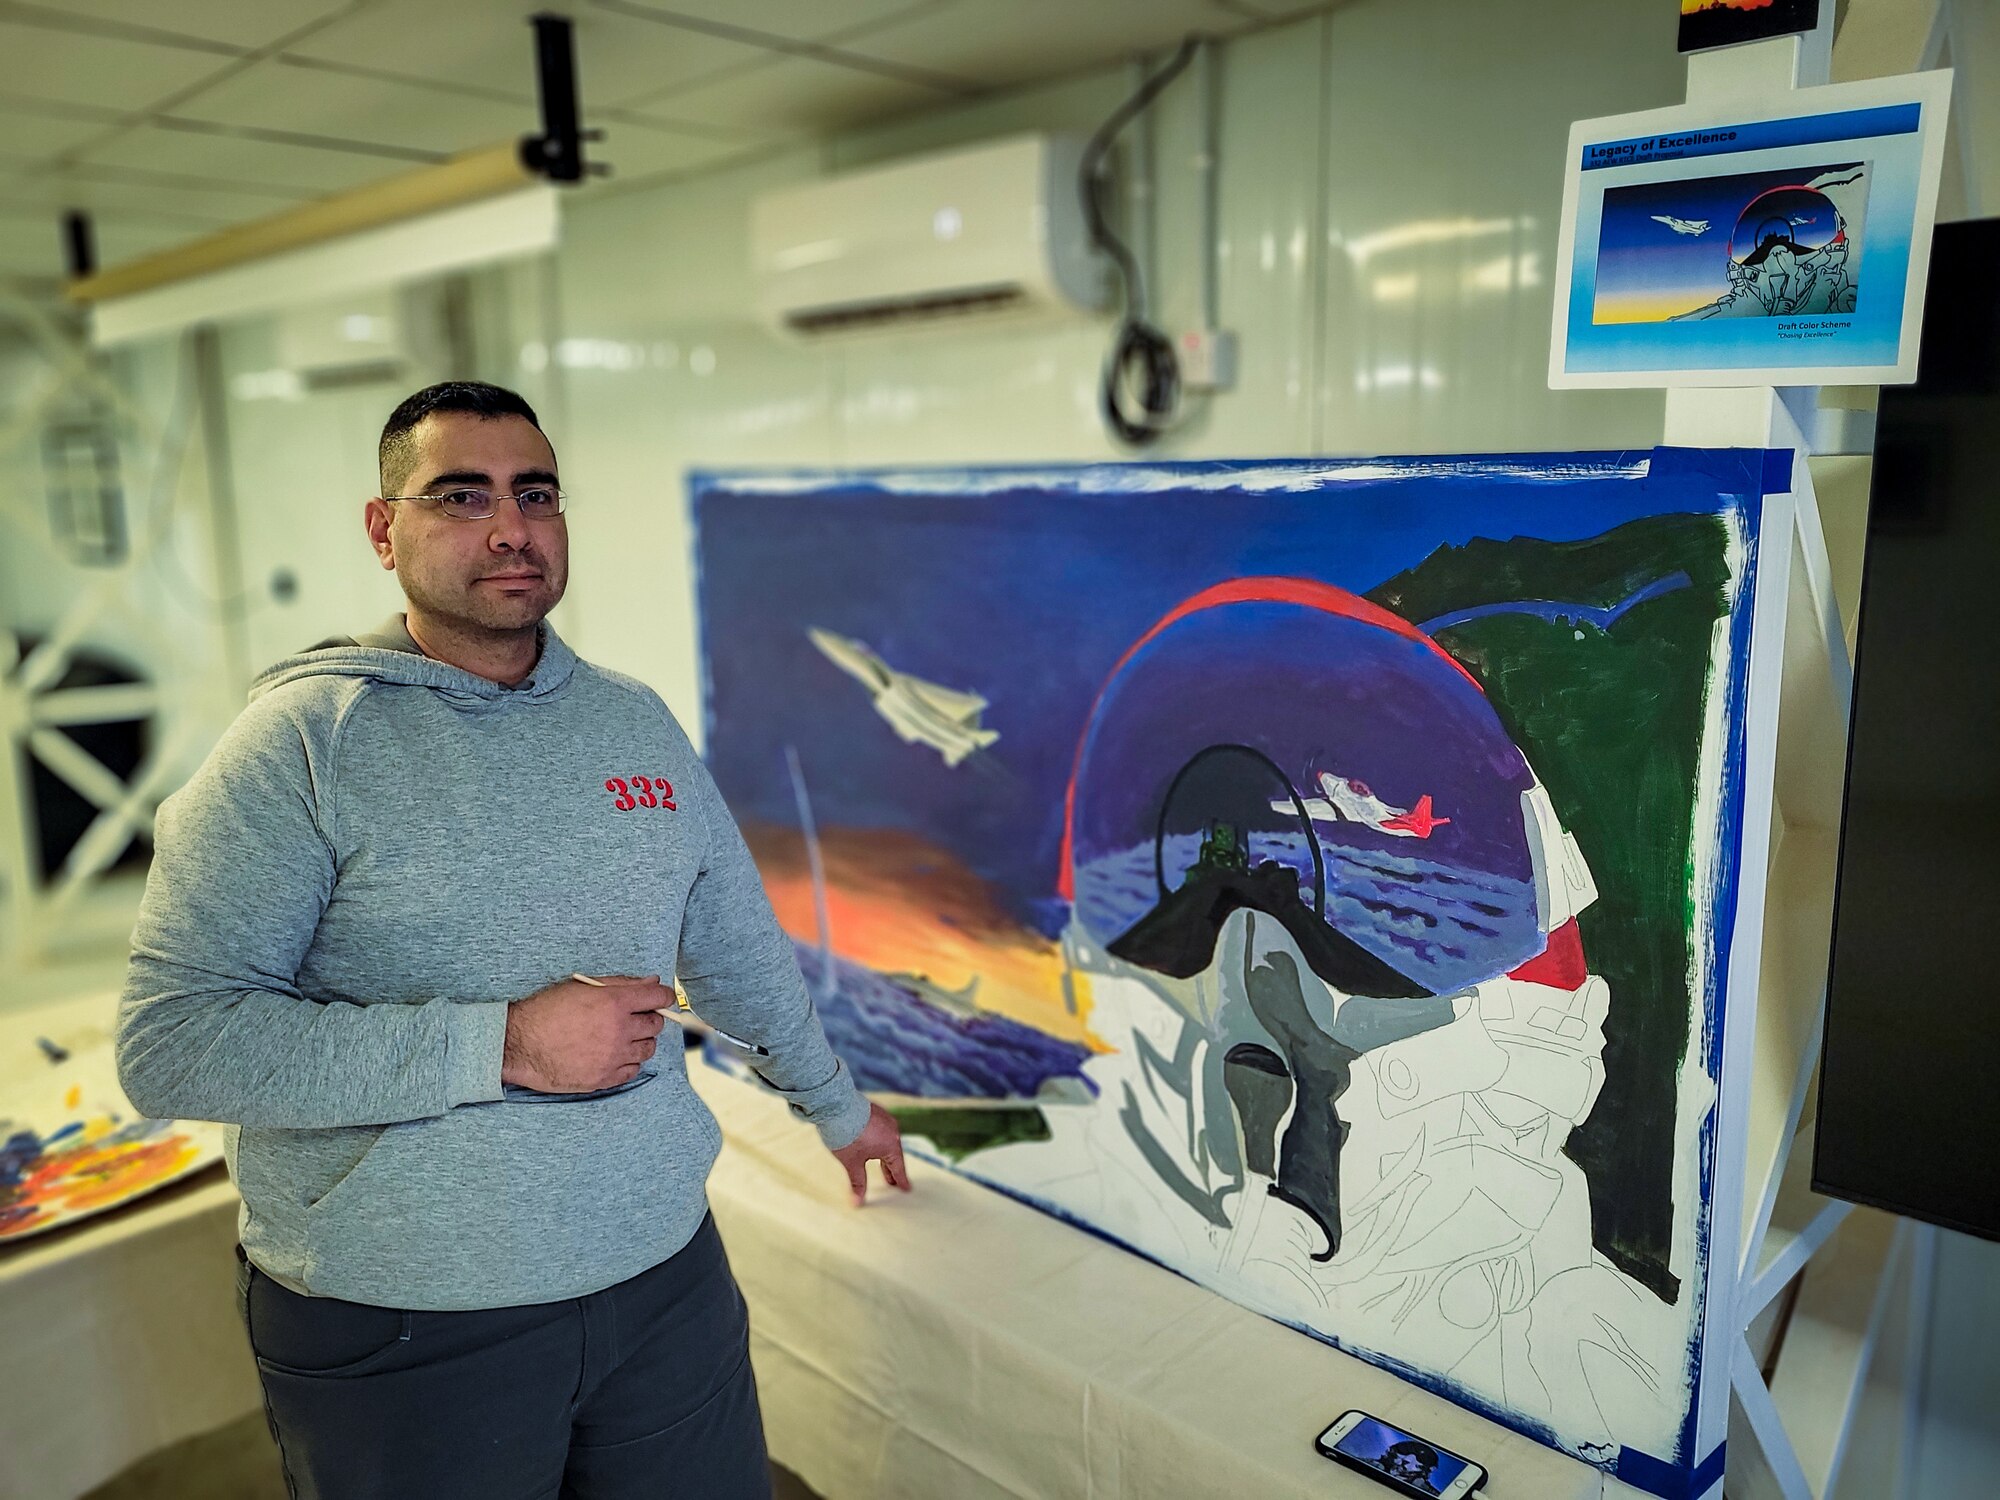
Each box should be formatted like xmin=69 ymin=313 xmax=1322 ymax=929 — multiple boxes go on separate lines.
xmin=1661 ymin=14 xmax=1954 ymax=1493
xmin=0 ymin=289 xmax=203 ymax=973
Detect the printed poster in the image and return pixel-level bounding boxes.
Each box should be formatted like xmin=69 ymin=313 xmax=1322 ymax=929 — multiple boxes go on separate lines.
xmin=1551 ymin=72 xmax=1953 ymax=387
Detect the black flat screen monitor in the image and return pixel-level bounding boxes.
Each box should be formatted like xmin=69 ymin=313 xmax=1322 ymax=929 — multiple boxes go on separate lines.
xmin=1813 ymin=217 xmax=2000 ymax=1241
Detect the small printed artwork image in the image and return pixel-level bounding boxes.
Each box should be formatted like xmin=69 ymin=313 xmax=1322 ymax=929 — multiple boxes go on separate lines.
xmin=1332 ymin=1416 xmax=1475 ymax=1496
xmin=1594 ymin=162 xmax=1868 ymax=324
xmin=1679 ymin=0 xmax=1820 ymax=53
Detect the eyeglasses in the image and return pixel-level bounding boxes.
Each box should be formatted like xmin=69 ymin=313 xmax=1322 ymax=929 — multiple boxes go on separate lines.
xmin=381 ymin=486 xmax=567 ymax=521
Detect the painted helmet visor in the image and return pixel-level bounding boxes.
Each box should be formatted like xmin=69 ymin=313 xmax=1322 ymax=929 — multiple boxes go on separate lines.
xmin=1069 ymin=589 xmax=1543 ymax=996
xmin=1729 ymin=184 xmax=1842 ymax=264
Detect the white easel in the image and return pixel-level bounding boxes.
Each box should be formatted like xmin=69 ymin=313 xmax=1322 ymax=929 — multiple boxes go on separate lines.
xmin=1657 ymin=15 xmax=1945 ymax=1500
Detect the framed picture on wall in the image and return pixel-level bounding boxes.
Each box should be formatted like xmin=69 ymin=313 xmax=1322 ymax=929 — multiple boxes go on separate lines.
xmin=1548 ymin=71 xmax=1954 ymax=388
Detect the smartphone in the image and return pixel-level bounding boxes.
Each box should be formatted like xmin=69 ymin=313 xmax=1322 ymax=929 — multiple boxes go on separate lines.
xmin=1314 ymin=1411 xmax=1487 ymax=1498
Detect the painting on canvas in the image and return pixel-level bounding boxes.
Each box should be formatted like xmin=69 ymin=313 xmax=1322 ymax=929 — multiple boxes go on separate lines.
xmin=1594 ymin=161 xmax=1868 ymax=323
xmin=692 ymin=450 xmax=1782 ymax=1489
xmin=0 ymin=1036 xmax=224 ymax=1242
xmin=1679 ymin=0 xmax=1820 ymax=54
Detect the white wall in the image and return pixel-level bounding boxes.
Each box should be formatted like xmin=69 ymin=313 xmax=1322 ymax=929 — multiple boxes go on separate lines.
xmin=212 ymin=283 xmax=462 ymax=675
xmin=187 ymin=0 xmax=1696 ymax=731
xmin=1914 ymin=1230 xmax=2000 ymax=1497
xmin=525 ymin=0 xmax=1683 ymax=736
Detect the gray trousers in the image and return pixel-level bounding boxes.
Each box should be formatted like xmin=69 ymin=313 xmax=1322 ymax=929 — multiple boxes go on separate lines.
xmin=236 ymin=1213 xmax=771 ymax=1500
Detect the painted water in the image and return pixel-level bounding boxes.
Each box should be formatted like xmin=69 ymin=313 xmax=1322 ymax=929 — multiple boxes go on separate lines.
xmin=787 ymin=944 xmax=1094 ymax=1100
xmin=1075 ymin=830 xmax=1544 ymax=994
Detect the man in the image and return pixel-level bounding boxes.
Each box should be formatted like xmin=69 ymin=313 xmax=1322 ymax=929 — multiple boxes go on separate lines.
xmin=118 ymin=381 xmax=907 ymax=1500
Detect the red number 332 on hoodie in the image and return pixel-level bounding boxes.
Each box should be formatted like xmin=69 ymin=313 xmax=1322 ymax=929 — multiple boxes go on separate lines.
xmin=605 ymin=776 xmax=676 ymax=812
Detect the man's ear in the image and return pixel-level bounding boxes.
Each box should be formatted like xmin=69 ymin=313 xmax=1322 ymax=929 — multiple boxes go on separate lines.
xmin=364 ymin=498 xmax=397 ymax=572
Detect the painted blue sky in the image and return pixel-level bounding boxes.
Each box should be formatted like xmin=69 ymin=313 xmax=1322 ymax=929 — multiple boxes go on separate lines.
xmin=1595 ymin=162 xmax=1865 ymax=322
xmin=692 ymin=451 xmax=1771 ymax=934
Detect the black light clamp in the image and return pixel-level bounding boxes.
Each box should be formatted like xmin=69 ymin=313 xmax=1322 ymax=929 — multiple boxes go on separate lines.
xmin=518 ymin=14 xmax=609 ymax=184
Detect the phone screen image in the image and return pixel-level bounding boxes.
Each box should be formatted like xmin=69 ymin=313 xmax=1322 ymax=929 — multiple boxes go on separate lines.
xmin=1327 ymin=1416 xmax=1474 ymax=1496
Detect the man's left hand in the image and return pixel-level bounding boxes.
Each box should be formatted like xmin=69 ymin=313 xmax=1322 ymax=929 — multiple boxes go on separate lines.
xmin=831 ymin=1102 xmax=911 ymax=1206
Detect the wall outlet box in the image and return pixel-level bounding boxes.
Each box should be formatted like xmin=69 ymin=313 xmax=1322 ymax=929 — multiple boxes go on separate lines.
xmin=1178 ymin=328 xmax=1237 ymax=391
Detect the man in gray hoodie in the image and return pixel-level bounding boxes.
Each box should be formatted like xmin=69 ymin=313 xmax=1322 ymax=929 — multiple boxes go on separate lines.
xmin=118 ymin=380 xmax=907 ymax=1500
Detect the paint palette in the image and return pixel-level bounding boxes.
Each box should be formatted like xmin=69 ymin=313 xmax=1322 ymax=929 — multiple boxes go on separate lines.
xmin=0 ymin=1030 xmax=224 ymax=1243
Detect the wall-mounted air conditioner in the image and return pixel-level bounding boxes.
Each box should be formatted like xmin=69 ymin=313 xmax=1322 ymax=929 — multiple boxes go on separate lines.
xmin=274 ymin=290 xmax=410 ymax=381
xmin=750 ymin=134 xmax=1110 ymax=339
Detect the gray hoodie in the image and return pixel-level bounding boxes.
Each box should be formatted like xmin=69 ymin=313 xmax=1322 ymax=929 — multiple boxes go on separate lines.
xmin=118 ymin=616 xmax=867 ymax=1311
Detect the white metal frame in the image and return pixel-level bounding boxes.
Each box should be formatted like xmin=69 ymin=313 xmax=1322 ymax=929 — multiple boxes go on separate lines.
xmin=0 ymin=289 xmax=197 ymax=969
xmin=1646 ymin=12 xmax=1954 ymax=1498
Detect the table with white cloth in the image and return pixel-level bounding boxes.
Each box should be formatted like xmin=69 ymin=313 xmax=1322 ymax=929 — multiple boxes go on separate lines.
xmin=0 ymin=1132 xmax=254 ymax=1500
xmin=0 ymin=985 xmax=1605 ymax=1500
xmin=689 ymin=1060 xmax=1605 ymax=1500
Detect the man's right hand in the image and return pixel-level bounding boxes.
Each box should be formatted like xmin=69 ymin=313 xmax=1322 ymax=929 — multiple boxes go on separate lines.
xmin=502 ymin=975 xmax=671 ymax=1093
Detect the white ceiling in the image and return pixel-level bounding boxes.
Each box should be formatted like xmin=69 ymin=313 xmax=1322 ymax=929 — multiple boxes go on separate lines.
xmin=0 ymin=0 xmax=1331 ymax=285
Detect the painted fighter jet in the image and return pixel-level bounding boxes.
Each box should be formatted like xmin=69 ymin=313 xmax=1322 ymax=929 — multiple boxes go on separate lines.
xmin=1651 ymin=214 xmax=1711 ymax=236
xmin=1273 ymin=771 xmax=1452 ymax=839
xmin=807 ymin=627 xmax=999 ymax=767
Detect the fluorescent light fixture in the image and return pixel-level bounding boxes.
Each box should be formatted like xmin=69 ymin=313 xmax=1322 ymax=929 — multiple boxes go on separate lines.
xmin=91 ymin=186 xmax=560 ymax=348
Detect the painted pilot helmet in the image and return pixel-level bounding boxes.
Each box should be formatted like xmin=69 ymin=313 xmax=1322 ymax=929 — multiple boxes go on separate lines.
xmin=1064 ymin=578 xmax=1563 ymax=998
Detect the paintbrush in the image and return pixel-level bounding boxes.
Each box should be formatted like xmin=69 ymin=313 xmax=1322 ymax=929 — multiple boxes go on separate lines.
xmin=569 ymin=973 xmax=768 ymax=1055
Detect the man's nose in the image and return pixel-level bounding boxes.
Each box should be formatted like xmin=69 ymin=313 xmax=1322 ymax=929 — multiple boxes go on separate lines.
xmin=485 ymin=496 xmax=534 ymax=549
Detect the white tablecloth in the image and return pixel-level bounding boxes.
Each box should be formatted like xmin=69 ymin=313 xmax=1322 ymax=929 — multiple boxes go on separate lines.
xmin=691 ymin=1061 xmax=1610 ymax=1500
xmin=0 ymin=1165 xmax=255 ymax=1500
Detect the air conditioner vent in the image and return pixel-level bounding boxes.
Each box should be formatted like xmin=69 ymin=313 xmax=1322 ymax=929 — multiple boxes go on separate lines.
xmin=752 ymin=135 xmax=1107 ymax=340
xmin=783 ymin=283 xmax=1027 ymax=336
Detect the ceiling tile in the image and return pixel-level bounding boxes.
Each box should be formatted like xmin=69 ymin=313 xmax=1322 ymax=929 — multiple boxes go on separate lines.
xmin=0 ymin=102 xmax=118 ymax=164
xmin=79 ymin=122 xmax=407 ymax=195
xmin=602 ymin=0 xmax=938 ymax=43
xmin=174 ymin=57 xmax=532 ymax=157
xmin=78 ymin=217 xmax=196 ymax=263
xmin=34 ymin=0 xmax=355 ymax=53
xmin=0 ymin=212 xmax=68 ymax=275
xmin=0 ymin=164 xmax=311 ymax=219
xmin=0 ymin=205 xmax=191 ymax=277
xmin=0 ymin=19 xmax=234 ymax=114
xmin=653 ymin=54 xmax=962 ymax=134
xmin=840 ymin=0 xmax=1256 ymax=88
xmin=1226 ymin=0 xmax=1342 ymax=18
xmin=585 ymin=112 xmax=762 ymax=182
xmin=0 ymin=191 xmax=228 ymax=236
xmin=283 ymin=0 xmax=770 ymax=112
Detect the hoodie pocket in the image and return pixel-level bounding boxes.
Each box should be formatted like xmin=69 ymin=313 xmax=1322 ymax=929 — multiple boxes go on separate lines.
xmin=301 ymin=1062 xmax=721 ymax=1308
xmin=497 ymin=1069 xmax=658 ymax=1105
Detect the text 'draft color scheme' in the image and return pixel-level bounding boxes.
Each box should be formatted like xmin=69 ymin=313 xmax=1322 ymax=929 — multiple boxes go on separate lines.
xmin=692 ymin=451 xmax=1784 ymax=1492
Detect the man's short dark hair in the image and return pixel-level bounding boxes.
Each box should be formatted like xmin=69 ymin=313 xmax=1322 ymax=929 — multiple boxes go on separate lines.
xmin=378 ymin=381 xmax=546 ymax=494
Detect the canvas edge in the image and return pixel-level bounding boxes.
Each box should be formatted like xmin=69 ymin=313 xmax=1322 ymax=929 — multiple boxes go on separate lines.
xmin=1685 ymin=471 xmax=1802 ymax=1488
